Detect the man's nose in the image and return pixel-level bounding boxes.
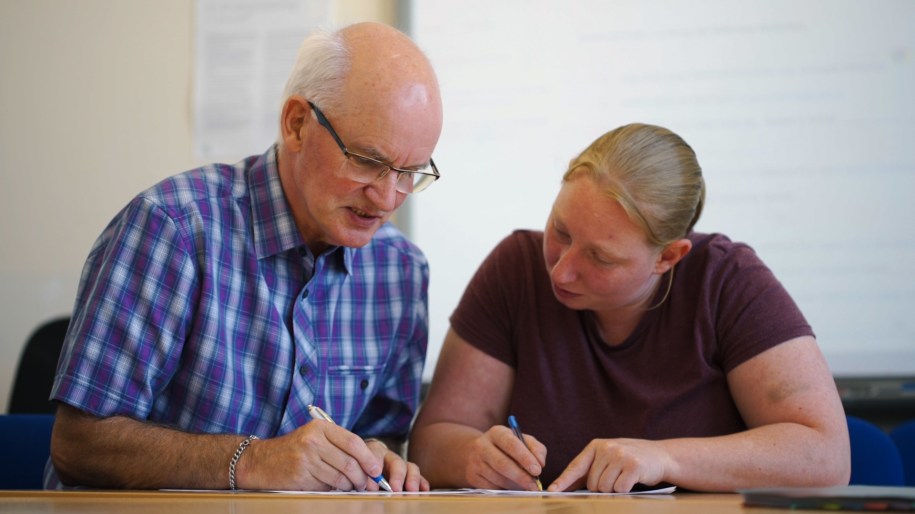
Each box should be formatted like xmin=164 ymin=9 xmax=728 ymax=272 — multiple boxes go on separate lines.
xmin=365 ymin=172 xmax=400 ymax=210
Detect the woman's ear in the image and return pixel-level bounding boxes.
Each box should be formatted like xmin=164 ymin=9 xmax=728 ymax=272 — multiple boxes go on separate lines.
xmin=656 ymin=238 xmax=692 ymax=274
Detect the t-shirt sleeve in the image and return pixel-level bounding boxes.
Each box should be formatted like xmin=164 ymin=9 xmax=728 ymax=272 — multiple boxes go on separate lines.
xmin=710 ymin=240 xmax=815 ymax=372
xmin=450 ymin=232 xmax=535 ymax=368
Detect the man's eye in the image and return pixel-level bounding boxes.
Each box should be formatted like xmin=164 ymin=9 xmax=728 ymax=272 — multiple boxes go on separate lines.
xmin=346 ymin=153 xmax=383 ymax=170
xmin=352 ymin=155 xmax=383 ymax=169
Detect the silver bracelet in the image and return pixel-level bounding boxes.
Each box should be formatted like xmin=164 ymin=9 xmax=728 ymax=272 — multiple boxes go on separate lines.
xmin=228 ymin=435 xmax=258 ymax=490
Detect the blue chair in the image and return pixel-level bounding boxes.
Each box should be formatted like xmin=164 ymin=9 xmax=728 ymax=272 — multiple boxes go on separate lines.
xmin=890 ymin=419 xmax=915 ymax=486
xmin=847 ymin=415 xmax=904 ymax=486
xmin=0 ymin=414 xmax=55 ymax=489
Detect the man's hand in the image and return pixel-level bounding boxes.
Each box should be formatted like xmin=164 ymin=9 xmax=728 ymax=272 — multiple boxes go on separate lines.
xmin=366 ymin=439 xmax=430 ymax=492
xmin=235 ymin=421 xmax=430 ymax=491
xmin=236 ymin=420 xmax=384 ymax=491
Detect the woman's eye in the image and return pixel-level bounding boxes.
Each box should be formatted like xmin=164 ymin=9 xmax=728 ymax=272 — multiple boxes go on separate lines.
xmin=592 ymin=253 xmax=615 ymax=266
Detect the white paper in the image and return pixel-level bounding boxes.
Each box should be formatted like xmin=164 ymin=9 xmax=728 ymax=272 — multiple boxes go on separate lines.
xmin=163 ymin=485 xmax=676 ymax=496
xmin=465 ymin=485 xmax=677 ymax=496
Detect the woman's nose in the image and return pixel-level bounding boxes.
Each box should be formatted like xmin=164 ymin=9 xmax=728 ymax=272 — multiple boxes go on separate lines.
xmin=550 ymin=249 xmax=578 ymax=284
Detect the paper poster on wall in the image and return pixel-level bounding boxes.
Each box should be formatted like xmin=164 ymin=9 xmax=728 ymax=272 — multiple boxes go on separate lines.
xmin=194 ymin=0 xmax=332 ymax=162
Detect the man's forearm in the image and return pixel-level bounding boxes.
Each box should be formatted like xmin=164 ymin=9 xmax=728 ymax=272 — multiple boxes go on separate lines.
xmin=52 ymin=403 xmax=243 ymax=489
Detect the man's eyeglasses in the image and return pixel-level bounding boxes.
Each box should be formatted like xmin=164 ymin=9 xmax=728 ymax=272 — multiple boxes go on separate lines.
xmin=308 ymin=101 xmax=440 ymax=194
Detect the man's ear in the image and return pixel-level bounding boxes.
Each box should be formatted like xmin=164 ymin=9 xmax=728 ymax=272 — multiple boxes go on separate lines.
xmin=655 ymin=238 xmax=692 ymax=274
xmin=280 ymin=96 xmax=310 ymax=152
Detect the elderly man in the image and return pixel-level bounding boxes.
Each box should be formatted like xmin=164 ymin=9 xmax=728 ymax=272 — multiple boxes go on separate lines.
xmin=49 ymin=22 xmax=442 ymax=492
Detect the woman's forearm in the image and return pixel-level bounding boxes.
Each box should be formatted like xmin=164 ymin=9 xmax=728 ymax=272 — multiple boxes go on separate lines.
xmin=409 ymin=421 xmax=483 ymax=488
xmin=660 ymin=422 xmax=850 ymax=491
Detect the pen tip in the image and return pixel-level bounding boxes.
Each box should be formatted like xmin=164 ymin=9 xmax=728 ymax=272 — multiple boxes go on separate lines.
xmin=537 ymin=479 xmax=543 ymax=491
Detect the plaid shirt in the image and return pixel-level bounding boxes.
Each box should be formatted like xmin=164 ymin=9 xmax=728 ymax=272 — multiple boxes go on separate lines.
xmin=49 ymin=146 xmax=428 ymax=486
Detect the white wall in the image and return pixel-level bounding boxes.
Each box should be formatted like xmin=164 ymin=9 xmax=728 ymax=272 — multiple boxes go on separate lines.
xmin=0 ymin=0 xmax=398 ymax=413
xmin=410 ymin=0 xmax=915 ymax=380
xmin=8 ymin=0 xmax=911 ymax=414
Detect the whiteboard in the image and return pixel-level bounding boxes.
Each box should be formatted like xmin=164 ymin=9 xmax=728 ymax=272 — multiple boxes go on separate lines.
xmin=408 ymin=0 xmax=915 ymax=379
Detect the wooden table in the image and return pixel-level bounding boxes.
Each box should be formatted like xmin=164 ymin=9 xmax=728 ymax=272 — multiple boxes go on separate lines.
xmin=0 ymin=490 xmax=821 ymax=513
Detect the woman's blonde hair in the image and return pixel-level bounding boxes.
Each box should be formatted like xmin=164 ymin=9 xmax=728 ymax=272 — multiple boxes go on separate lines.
xmin=564 ymin=123 xmax=705 ymax=248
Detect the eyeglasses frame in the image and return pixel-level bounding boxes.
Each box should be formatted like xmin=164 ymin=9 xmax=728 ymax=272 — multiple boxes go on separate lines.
xmin=307 ymin=100 xmax=440 ymax=193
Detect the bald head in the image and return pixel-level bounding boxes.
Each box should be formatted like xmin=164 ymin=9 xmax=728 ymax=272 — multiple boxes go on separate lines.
xmin=338 ymin=23 xmax=442 ymax=136
xmin=275 ymin=22 xmax=444 ymax=251
xmin=279 ymin=22 xmax=442 ymax=155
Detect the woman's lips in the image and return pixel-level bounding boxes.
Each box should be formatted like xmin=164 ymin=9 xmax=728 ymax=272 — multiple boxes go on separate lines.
xmin=552 ymin=284 xmax=580 ymax=301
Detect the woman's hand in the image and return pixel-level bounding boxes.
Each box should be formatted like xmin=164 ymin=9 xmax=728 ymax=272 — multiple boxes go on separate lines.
xmin=464 ymin=425 xmax=547 ymax=491
xmin=549 ymin=438 xmax=670 ymax=492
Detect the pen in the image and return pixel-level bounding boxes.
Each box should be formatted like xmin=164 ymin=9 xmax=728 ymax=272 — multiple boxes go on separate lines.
xmin=307 ymin=404 xmax=393 ymax=493
xmin=507 ymin=415 xmax=543 ymax=491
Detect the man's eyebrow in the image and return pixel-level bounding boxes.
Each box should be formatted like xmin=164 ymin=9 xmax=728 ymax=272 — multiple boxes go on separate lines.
xmin=357 ymin=146 xmax=429 ymax=172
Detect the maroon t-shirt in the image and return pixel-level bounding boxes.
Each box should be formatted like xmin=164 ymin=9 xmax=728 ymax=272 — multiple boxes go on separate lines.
xmin=450 ymin=230 xmax=814 ymax=484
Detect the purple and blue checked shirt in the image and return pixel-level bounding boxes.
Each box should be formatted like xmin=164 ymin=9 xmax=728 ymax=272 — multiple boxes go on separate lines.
xmin=48 ymin=146 xmax=428 ymax=487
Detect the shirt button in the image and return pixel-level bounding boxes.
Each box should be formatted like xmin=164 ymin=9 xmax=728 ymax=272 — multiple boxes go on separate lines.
xmin=301 ymin=289 xmax=309 ymax=299
xmin=360 ymin=378 xmax=369 ymax=390
xmin=299 ymin=365 xmax=309 ymax=377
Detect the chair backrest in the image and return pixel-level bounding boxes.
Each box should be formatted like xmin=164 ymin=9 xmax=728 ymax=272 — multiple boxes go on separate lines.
xmin=890 ymin=419 xmax=915 ymax=486
xmin=8 ymin=317 xmax=69 ymax=414
xmin=0 ymin=414 xmax=55 ymax=489
xmin=847 ymin=415 xmax=905 ymax=486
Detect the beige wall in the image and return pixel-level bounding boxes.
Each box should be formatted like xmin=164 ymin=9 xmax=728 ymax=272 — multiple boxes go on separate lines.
xmin=0 ymin=0 xmax=399 ymax=413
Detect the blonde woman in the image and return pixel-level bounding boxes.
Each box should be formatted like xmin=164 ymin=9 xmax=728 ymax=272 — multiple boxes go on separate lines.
xmin=409 ymin=124 xmax=849 ymax=493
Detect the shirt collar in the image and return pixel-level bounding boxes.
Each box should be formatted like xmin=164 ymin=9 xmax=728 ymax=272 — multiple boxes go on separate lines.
xmin=248 ymin=145 xmax=354 ymax=275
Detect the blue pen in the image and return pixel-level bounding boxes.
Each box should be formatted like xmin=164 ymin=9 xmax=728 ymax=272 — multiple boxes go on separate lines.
xmin=308 ymin=404 xmax=393 ymax=492
xmin=508 ymin=415 xmax=543 ymax=491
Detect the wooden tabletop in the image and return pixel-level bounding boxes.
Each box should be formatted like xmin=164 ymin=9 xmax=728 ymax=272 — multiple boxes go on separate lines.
xmin=0 ymin=489 xmax=821 ymax=514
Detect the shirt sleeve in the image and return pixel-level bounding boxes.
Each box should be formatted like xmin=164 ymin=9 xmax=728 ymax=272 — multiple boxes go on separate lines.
xmin=52 ymin=196 xmax=198 ymax=418
xmin=709 ymin=239 xmax=814 ymax=372
xmin=450 ymin=231 xmax=534 ymax=368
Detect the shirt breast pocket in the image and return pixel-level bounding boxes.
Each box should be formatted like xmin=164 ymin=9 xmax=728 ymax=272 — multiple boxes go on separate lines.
xmin=322 ymin=363 xmax=386 ymax=429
